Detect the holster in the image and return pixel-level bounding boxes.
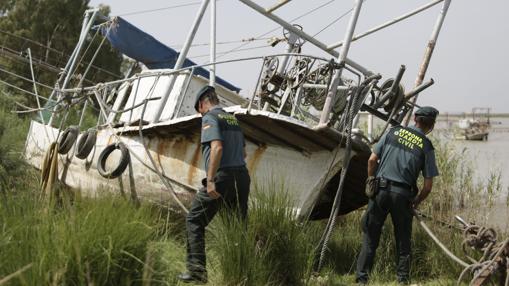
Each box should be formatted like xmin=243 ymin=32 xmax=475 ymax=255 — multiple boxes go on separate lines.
xmin=365 ymin=177 xmax=379 ymax=199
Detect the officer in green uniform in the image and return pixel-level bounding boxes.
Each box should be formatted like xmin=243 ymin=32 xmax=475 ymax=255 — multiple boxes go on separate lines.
xmin=178 ymin=86 xmax=250 ymax=284
xmin=356 ymin=106 xmax=440 ymax=285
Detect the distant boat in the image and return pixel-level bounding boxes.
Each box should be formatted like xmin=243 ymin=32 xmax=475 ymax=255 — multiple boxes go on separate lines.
xmin=456 ymin=108 xmax=490 ymax=141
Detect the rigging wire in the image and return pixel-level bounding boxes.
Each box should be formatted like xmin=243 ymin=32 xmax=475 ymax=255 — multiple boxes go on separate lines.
xmin=189 ymin=44 xmax=272 ymax=59
xmin=115 ymin=1 xmax=220 ymax=17
xmin=72 ymin=28 xmax=101 ymax=81
xmin=0 ymin=65 xmax=55 ymax=90
xmin=0 ymin=29 xmax=122 ymax=79
xmin=0 ymin=78 xmax=48 ymax=100
xmin=214 ymin=0 xmax=337 ymax=61
xmin=0 ymin=30 xmax=65 ymax=57
xmin=173 ymin=36 xmax=273 ymax=49
xmin=312 ymin=0 xmax=367 ymax=38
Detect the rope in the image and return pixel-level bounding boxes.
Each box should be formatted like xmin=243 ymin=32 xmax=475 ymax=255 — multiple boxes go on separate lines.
xmin=40 ymin=142 xmax=59 ymax=198
xmin=316 ymin=78 xmax=361 ymax=271
xmin=413 ymin=211 xmax=509 ymax=285
xmin=468 ymin=239 xmax=509 ymax=285
xmin=414 ymin=213 xmax=470 ymax=268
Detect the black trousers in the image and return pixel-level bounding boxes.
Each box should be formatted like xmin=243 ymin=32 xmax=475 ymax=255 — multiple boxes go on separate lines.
xmin=356 ymin=189 xmax=413 ymax=283
xmin=185 ymin=166 xmax=250 ymax=274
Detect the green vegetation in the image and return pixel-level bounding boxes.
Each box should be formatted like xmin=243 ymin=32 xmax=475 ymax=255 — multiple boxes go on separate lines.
xmin=0 ymin=89 xmax=37 ymax=192
xmin=0 ymin=0 xmax=123 ymax=104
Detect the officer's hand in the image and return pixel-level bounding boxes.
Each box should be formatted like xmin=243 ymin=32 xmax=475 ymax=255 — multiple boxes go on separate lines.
xmin=412 ymin=197 xmax=421 ymax=209
xmin=207 ymin=181 xmax=221 ymax=199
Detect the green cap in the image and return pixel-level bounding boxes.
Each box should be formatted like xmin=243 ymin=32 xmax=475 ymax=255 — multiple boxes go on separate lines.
xmin=194 ymin=85 xmax=215 ymax=111
xmin=415 ymin=106 xmax=439 ymax=119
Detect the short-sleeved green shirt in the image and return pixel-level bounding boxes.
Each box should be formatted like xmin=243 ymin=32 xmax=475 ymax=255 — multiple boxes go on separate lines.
xmin=201 ymin=106 xmax=245 ymax=171
xmin=373 ymin=125 xmax=439 ymax=197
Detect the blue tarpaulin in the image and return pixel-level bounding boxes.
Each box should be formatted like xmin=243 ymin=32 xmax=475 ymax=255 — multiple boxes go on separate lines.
xmin=101 ymin=17 xmax=240 ymax=92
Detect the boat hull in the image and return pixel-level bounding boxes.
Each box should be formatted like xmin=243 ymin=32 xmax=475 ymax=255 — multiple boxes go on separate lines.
xmin=24 ymin=109 xmax=370 ymax=219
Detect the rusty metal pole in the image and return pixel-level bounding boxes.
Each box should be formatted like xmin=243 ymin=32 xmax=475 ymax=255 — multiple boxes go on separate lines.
xmin=318 ymin=0 xmax=363 ymax=126
xmin=403 ymin=0 xmax=451 ymax=126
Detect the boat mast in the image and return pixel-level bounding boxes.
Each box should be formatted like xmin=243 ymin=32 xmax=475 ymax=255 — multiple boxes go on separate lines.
xmin=403 ymin=0 xmax=452 ymax=126
xmin=319 ymin=0 xmax=363 ymax=126
xmin=153 ymin=0 xmax=210 ymax=123
xmin=48 ymin=8 xmax=99 ymax=126
xmin=209 ymin=0 xmax=216 ymax=86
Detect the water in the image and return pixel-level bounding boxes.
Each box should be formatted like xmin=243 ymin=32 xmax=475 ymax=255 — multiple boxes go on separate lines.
xmin=440 ymin=117 xmax=509 ymax=230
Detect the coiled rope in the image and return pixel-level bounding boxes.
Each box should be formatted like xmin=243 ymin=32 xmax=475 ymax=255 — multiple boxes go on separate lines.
xmin=414 ymin=211 xmax=509 ymax=286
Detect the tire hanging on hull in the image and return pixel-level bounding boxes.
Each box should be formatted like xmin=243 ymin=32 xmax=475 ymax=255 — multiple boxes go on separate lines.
xmin=97 ymin=142 xmax=130 ymax=179
xmin=75 ymin=129 xmax=97 ymax=159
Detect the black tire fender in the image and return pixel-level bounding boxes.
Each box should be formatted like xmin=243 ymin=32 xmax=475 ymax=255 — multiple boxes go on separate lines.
xmin=75 ymin=129 xmax=97 ymax=159
xmin=58 ymin=126 xmax=79 ymax=154
xmin=97 ymin=142 xmax=130 ymax=179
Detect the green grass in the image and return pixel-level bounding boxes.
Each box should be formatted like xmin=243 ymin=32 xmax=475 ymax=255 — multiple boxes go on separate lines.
xmin=0 ymin=191 xmax=165 ymax=285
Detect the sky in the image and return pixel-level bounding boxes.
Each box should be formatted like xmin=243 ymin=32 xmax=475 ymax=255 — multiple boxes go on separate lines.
xmin=89 ymin=0 xmax=509 ymax=114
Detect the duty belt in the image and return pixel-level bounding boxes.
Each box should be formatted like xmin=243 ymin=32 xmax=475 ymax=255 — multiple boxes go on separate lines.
xmin=378 ymin=177 xmax=411 ymax=190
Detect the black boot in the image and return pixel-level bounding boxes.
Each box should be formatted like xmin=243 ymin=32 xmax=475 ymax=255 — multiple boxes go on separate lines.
xmin=177 ymin=272 xmax=207 ymax=284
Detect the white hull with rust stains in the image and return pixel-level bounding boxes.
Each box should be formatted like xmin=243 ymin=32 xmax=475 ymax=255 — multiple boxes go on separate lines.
xmin=24 ymin=107 xmax=366 ymax=218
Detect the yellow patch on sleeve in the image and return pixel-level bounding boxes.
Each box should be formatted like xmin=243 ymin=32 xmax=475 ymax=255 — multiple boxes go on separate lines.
xmin=203 ymin=124 xmax=211 ymax=130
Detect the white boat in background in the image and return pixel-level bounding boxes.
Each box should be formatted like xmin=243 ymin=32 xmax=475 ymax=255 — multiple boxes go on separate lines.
xmin=21 ymin=0 xmax=453 ymax=219
xmin=456 ymin=107 xmax=490 ymax=141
